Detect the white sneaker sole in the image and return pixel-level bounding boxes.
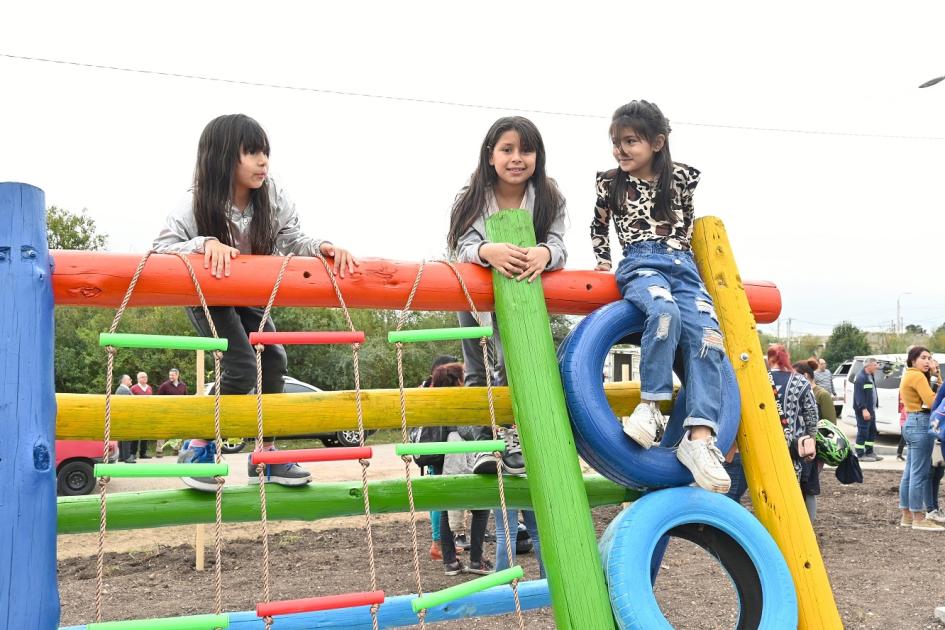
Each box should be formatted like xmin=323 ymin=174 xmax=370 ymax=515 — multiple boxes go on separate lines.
xmin=623 ymin=419 xmax=657 ymax=449
xmin=247 ymin=475 xmax=312 ymax=486
xmin=676 ymin=448 xmax=731 ymax=494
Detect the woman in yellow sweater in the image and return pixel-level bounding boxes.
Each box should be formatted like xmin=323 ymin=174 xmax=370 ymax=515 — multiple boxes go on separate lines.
xmin=898 ymin=346 xmax=942 ymax=531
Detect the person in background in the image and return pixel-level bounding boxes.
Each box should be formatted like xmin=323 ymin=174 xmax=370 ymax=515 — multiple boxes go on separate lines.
xmin=897 ymin=346 xmax=942 ymax=531
xmin=155 ymin=368 xmax=188 ymax=456
xmin=130 ymin=372 xmax=154 ymax=459
xmin=419 ymin=354 xmax=459 ymax=561
xmin=806 ymin=358 xmax=837 ymax=422
xmin=767 ymin=345 xmax=818 ymax=521
xmin=814 ymin=358 xmax=836 ymax=395
xmin=853 ymin=358 xmax=882 ymax=462
xmin=115 ymin=374 xmax=137 ymax=463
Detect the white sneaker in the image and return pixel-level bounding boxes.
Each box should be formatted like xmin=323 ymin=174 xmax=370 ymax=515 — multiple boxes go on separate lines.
xmin=676 ymin=431 xmax=731 ymax=494
xmin=622 ymin=402 xmax=666 ymax=449
xmin=926 ymin=509 xmax=945 ymax=524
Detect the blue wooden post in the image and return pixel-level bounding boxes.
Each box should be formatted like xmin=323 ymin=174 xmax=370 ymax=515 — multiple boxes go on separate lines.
xmin=0 ymin=182 xmax=60 ymax=628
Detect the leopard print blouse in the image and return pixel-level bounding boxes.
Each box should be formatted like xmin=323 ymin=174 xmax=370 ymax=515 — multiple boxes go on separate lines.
xmin=590 ymin=162 xmax=701 ymax=268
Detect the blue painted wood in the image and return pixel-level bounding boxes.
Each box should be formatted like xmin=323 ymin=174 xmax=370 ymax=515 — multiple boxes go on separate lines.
xmin=0 ymin=183 xmax=60 ymax=628
xmin=59 ymin=580 xmax=551 ymax=629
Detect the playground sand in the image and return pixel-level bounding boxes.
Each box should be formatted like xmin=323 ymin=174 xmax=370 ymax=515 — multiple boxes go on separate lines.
xmin=58 ymin=470 xmax=941 ymax=629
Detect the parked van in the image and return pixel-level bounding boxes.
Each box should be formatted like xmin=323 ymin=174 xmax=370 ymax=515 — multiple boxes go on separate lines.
xmin=834 ymin=353 xmax=945 ymax=437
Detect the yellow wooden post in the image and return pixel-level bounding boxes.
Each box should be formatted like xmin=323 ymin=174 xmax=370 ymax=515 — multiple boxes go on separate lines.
xmin=691 ymin=216 xmax=842 ymax=630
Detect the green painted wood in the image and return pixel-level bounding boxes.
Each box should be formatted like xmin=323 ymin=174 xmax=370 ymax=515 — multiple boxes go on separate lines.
xmin=411 ymin=566 xmax=524 ymax=613
xmin=99 ymin=333 xmax=228 ymax=351
xmin=394 ymin=440 xmax=505 ymax=456
xmin=57 ymin=475 xmax=637 ymax=534
xmin=486 ymin=210 xmax=616 ymax=630
xmin=94 ymin=463 xmax=229 ymax=478
xmin=387 ymin=326 xmax=492 ymax=344
xmin=87 ymin=613 xmax=229 ymax=629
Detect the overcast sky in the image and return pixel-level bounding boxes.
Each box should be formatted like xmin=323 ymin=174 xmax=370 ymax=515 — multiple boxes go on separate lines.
xmin=2 ymin=1 xmax=944 ymax=337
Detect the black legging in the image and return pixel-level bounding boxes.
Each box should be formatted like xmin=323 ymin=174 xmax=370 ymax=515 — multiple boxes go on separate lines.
xmin=188 ymin=305 xmax=287 ymax=442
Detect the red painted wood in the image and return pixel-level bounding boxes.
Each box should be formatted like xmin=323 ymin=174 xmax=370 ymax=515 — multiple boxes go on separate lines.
xmin=251 ymin=447 xmax=372 ymax=465
xmin=50 ymin=252 xmax=782 ymax=323
xmin=256 ymin=591 xmax=385 ymax=617
xmin=248 ymin=331 xmax=365 ymax=346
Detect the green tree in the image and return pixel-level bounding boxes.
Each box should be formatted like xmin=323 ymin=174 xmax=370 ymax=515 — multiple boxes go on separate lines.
xmin=788 ymin=335 xmax=824 ymax=363
xmin=929 ymin=322 xmax=945 ymax=353
xmin=46 ymin=206 xmax=107 ymax=250
xmin=823 ymin=322 xmax=871 ymax=367
xmin=905 ymin=324 xmax=927 ymax=335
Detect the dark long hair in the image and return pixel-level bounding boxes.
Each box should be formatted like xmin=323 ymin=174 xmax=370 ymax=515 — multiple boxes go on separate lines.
xmin=447 ymin=116 xmax=564 ymax=253
xmin=607 ymin=100 xmax=676 ymax=223
xmin=193 ymin=114 xmax=275 ymax=255
xmin=907 ymin=346 xmax=932 ymax=384
xmin=430 ymin=363 xmax=464 ymax=388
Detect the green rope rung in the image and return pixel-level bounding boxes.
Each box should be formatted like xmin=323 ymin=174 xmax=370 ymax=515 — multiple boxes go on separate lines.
xmin=387 ymin=326 xmax=492 ymax=344
xmin=395 ymin=440 xmax=506 ymax=457
xmin=411 ymin=565 xmax=524 ymax=613
xmin=94 ymin=463 xmax=229 ymax=479
xmin=86 ymin=613 xmax=230 ymax=629
xmin=99 ymin=333 xmax=228 ymax=352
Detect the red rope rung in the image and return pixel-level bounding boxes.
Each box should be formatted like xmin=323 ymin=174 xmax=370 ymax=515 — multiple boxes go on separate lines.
xmin=251 ymin=447 xmax=372 ymax=465
xmin=256 ymin=590 xmax=385 ymax=617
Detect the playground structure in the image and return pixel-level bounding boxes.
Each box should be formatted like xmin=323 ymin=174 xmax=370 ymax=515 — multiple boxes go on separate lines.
xmin=1 ymin=181 xmax=844 ymax=629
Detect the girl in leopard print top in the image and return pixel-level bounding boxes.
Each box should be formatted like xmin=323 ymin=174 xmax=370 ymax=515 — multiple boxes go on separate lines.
xmin=597 ymin=101 xmax=731 ymax=495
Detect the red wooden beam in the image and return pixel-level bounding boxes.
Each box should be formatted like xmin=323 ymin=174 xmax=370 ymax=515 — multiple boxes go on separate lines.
xmin=248 ymin=331 xmax=365 ymax=346
xmin=50 ymin=252 xmax=781 ymax=323
xmin=251 ymin=447 xmax=372 ymax=465
xmin=257 ymin=591 xmax=385 ymax=617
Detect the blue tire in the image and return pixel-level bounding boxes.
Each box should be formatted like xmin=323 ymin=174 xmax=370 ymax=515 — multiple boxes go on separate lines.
xmin=600 ymin=487 xmax=798 ymax=630
xmin=559 ymin=300 xmax=740 ymax=489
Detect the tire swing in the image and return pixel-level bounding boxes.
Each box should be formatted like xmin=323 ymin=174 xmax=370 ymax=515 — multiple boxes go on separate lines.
xmin=599 ymin=486 xmax=798 ymax=630
xmin=558 ymin=299 xmax=740 ymax=489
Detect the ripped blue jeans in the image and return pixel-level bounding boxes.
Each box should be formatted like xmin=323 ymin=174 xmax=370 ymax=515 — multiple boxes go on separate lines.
xmin=615 ymin=241 xmax=725 ymax=435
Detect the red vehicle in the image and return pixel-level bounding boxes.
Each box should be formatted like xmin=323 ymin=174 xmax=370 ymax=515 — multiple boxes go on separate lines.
xmin=56 ymin=440 xmax=118 ymax=496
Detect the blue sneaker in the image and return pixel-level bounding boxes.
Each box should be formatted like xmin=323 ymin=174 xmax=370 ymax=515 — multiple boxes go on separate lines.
xmin=179 ymin=442 xmax=220 ymax=492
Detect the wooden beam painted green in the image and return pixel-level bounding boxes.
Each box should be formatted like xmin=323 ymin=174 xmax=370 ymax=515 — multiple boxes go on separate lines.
xmin=486 ymin=210 xmax=616 ymax=630
xmin=57 ymin=475 xmax=636 ymax=535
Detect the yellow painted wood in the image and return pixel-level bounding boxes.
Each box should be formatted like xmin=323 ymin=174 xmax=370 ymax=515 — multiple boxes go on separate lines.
xmin=54 ymin=381 xmax=655 ymax=440
xmin=691 ymin=216 xmax=842 ymax=630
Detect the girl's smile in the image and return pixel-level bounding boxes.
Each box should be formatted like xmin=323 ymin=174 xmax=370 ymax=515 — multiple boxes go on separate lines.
xmin=489 ymin=130 xmax=536 ymax=186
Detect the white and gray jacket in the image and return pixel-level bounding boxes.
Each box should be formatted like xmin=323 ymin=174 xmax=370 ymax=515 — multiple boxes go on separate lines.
xmin=454 ymin=182 xmax=567 ymax=270
xmin=152 ymin=177 xmax=326 ymax=256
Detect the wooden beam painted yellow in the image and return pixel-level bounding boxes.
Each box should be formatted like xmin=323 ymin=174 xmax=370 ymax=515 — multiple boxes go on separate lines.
xmin=691 ymin=217 xmax=842 ymax=630
xmin=55 ymin=381 xmax=654 ymax=440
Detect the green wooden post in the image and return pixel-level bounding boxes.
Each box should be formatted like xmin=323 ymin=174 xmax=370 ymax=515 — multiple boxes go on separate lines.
xmin=486 ymin=210 xmax=615 ymax=630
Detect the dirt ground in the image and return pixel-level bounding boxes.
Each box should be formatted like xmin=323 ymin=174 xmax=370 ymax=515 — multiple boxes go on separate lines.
xmin=57 ymin=468 xmax=944 ymax=629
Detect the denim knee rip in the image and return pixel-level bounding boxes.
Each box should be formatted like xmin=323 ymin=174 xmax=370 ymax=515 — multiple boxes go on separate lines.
xmin=656 ymin=313 xmax=672 ymax=340
xmin=701 ymin=328 xmax=725 ymax=358
xmin=695 ymin=298 xmax=718 ymax=323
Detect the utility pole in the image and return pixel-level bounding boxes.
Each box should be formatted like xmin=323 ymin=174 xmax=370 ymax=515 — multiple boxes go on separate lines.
xmin=786 ymin=318 xmax=792 ymax=352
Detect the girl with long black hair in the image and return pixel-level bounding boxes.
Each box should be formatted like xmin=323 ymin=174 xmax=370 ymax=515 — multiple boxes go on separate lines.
xmin=154 ymin=113 xmax=357 ymax=491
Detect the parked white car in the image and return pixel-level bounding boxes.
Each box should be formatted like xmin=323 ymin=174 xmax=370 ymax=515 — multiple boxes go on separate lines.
xmin=834 ymin=353 xmax=945 ymax=437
